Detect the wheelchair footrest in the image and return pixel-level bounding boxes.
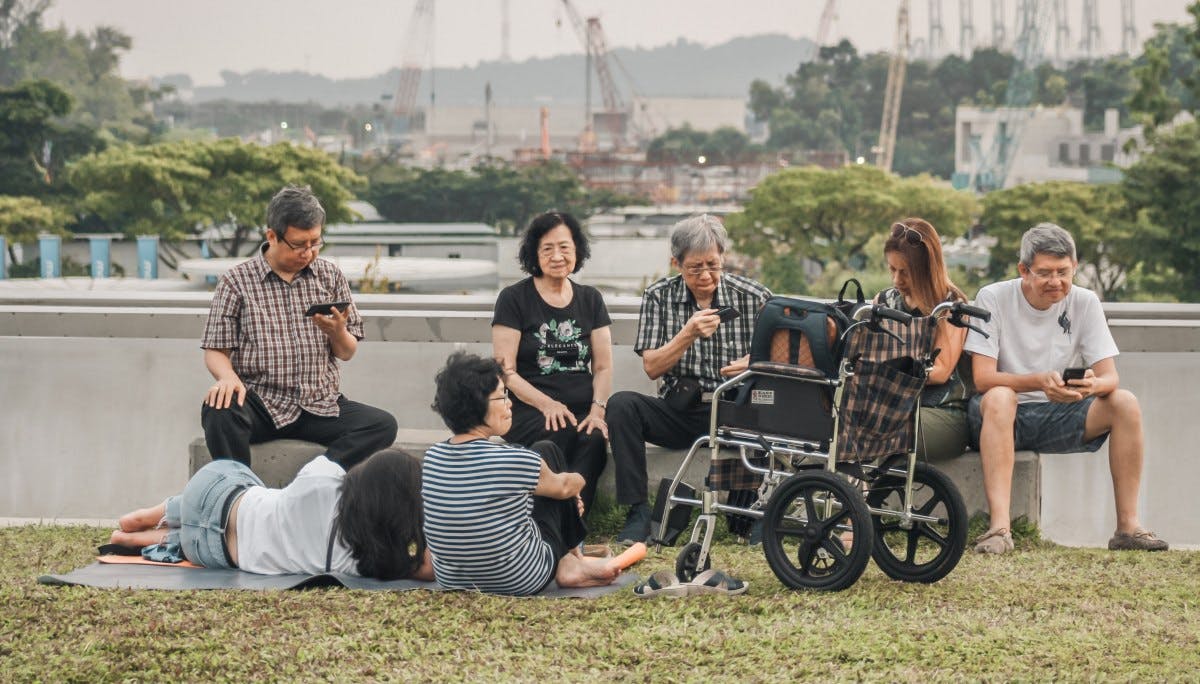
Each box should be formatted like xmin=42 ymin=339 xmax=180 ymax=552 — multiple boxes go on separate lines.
xmin=650 ymin=478 xmax=696 ymax=547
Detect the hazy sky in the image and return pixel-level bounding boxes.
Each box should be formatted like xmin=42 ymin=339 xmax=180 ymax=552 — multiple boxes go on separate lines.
xmin=42 ymin=0 xmax=1194 ymax=85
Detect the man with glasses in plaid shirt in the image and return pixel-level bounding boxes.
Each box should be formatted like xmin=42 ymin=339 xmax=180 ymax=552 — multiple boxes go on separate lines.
xmin=607 ymin=215 xmax=771 ymax=544
xmin=199 ymin=185 xmax=397 ymax=470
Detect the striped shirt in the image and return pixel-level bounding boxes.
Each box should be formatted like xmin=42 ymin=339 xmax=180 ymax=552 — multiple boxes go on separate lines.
xmin=634 ymin=272 xmax=772 ymax=395
xmin=200 ymin=244 xmax=364 ymax=428
xmin=421 ymin=439 xmax=555 ymax=596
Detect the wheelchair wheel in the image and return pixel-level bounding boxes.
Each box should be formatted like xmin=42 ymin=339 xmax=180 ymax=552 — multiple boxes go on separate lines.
xmin=866 ymin=462 xmax=968 ymax=583
xmin=761 ymin=470 xmax=873 ymax=592
xmin=675 ymin=541 xmax=711 ymax=583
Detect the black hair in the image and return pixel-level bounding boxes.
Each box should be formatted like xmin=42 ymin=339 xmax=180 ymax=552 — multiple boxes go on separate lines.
xmin=334 ymin=448 xmax=427 ymax=581
xmin=265 ymin=185 xmax=326 ymax=240
xmin=516 ymin=211 xmax=590 ymax=277
xmin=431 ymin=351 xmax=502 ymax=434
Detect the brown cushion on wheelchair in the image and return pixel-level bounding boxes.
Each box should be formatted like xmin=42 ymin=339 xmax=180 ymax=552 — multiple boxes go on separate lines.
xmin=768 ymin=316 xmax=838 ymax=368
xmin=749 ymin=361 xmax=827 ymax=380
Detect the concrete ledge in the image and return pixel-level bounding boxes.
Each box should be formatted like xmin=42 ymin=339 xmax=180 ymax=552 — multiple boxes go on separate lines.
xmin=189 ymin=434 xmax=1039 ymax=523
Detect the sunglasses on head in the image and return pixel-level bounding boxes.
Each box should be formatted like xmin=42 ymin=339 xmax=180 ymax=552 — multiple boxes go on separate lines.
xmin=890 ymin=223 xmax=923 ymax=245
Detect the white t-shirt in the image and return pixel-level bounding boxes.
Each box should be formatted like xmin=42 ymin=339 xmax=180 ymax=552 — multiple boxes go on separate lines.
xmin=964 ymin=278 xmax=1119 ymax=403
xmin=234 ymin=455 xmax=357 ymax=575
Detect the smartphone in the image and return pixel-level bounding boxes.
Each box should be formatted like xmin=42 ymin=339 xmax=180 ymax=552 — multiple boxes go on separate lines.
xmin=305 ymin=301 xmax=351 ymax=317
xmin=714 ymin=306 xmax=741 ymax=322
xmin=1062 ymin=367 xmax=1088 ymax=382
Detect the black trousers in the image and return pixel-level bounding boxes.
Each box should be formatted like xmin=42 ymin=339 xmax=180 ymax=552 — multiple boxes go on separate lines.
xmin=606 ymin=390 xmax=711 ymax=506
xmin=201 ymin=390 xmax=398 ymax=470
xmin=528 ymin=441 xmax=588 ymax=568
xmin=504 ymin=405 xmax=608 ymax=515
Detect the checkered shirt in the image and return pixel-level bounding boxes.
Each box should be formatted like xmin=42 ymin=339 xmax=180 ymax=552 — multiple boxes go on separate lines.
xmin=634 ymin=272 xmax=772 ymax=396
xmin=201 ymin=246 xmax=364 ymax=428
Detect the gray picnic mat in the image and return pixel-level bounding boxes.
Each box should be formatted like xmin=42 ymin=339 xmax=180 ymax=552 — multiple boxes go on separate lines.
xmin=38 ymin=562 xmax=639 ymax=598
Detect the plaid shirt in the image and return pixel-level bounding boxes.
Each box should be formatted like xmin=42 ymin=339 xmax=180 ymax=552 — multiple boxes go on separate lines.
xmin=634 ymin=272 xmax=772 ymax=396
xmin=201 ymin=245 xmax=364 ymax=428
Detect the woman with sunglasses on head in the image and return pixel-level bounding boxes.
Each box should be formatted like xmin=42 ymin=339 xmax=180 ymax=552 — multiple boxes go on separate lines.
xmin=876 ymin=217 xmax=973 ymax=461
xmin=492 ymin=212 xmax=612 ymax=518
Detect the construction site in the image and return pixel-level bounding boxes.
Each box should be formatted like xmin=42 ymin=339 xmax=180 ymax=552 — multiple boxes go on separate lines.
xmin=346 ymin=0 xmax=1150 ymax=202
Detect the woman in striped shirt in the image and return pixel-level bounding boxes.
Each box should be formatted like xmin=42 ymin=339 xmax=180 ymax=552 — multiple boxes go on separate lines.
xmin=423 ymin=351 xmax=620 ymax=595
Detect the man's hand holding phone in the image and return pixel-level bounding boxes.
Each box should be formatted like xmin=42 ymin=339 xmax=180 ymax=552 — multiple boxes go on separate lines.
xmin=309 ymin=301 xmax=350 ymax=339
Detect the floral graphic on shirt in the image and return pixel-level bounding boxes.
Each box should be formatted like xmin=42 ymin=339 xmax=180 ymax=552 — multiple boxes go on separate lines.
xmin=533 ymin=318 xmax=588 ymax=374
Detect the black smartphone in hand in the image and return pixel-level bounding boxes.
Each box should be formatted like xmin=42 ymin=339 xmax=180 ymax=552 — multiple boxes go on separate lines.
xmin=1062 ymin=367 xmax=1087 ymax=382
xmin=305 ymin=301 xmax=350 ymax=317
xmin=714 ymin=306 xmax=741 ymax=322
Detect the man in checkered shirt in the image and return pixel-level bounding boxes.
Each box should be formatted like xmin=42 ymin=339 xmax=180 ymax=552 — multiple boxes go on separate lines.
xmin=199 ymin=185 xmax=397 ymax=470
xmin=607 ymin=215 xmax=771 ymax=544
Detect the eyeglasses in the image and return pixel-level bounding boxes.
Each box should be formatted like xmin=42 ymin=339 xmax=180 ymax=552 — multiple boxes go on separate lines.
xmin=1030 ymin=267 xmax=1074 ymax=282
xmin=277 ymin=235 xmax=325 ymax=253
xmin=682 ymin=263 xmax=723 ymax=277
xmin=890 ymin=223 xmax=923 ymax=245
xmin=489 ymin=389 xmax=511 ymax=403
xmin=538 ymin=243 xmax=575 ymax=257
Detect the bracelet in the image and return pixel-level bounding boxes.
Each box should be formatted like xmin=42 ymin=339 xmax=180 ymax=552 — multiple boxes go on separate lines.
xmin=592 ymin=399 xmax=607 ymax=410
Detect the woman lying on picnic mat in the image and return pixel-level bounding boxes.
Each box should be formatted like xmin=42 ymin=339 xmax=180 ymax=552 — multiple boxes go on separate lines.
xmin=424 ymin=351 xmax=644 ymax=596
xmin=110 ymin=448 xmax=434 ymax=581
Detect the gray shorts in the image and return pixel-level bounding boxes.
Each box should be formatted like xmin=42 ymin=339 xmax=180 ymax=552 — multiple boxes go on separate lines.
xmin=164 ymin=459 xmax=265 ymax=568
xmin=968 ymin=394 xmax=1108 ymax=454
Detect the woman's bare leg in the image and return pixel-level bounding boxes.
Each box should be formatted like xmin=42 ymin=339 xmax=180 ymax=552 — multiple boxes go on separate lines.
xmin=555 ymin=548 xmax=620 ymax=588
xmin=118 ymin=502 xmax=166 ymax=532
xmin=109 ymin=528 xmax=168 ymax=548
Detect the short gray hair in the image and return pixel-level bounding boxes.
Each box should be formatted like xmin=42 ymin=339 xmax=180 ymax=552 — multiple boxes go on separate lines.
xmin=669 ymin=214 xmax=729 ymax=263
xmin=266 ymin=185 xmax=326 ymax=236
xmin=1019 ymin=222 xmax=1076 ymax=267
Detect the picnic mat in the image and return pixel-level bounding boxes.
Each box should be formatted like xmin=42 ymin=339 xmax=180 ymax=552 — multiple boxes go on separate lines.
xmin=38 ymin=555 xmax=639 ymax=598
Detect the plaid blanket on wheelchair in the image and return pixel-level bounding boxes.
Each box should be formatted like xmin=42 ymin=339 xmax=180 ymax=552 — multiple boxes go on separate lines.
xmin=835 ymin=316 xmax=937 ymax=463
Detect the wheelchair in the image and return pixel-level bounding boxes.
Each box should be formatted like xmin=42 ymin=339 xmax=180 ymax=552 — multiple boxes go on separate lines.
xmin=651 ymin=289 xmax=991 ymax=591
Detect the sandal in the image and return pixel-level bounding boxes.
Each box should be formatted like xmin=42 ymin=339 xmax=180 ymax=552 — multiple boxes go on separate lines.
xmin=973 ymin=527 xmax=1013 ymax=554
xmin=685 ymin=569 xmax=749 ymax=596
xmin=581 ymin=544 xmax=613 ymax=559
xmin=633 ymin=570 xmax=689 ymax=598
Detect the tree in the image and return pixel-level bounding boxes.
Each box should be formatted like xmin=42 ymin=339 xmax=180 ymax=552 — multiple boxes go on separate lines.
xmin=0 ymin=79 xmax=70 ymax=196
xmin=68 ymin=139 xmax=363 ymax=266
xmin=979 ymin=181 xmax=1137 ymax=300
xmin=1121 ymin=121 xmax=1200 ymax=301
xmin=0 ymin=194 xmax=64 ymax=264
xmin=725 ymin=164 xmax=976 ymax=295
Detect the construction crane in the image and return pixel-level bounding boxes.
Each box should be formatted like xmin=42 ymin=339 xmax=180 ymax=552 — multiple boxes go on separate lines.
xmin=967 ymin=0 xmax=1053 ymax=191
xmin=960 ymin=0 xmax=975 ymax=56
xmin=801 ymin=0 xmax=838 ymax=63
xmin=877 ymin=0 xmax=910 ymax=172
xmin=392 ymin=0 xmax=435 ymax=132
xmin=1080 ymin=0 xmax=1101 ymax=58
xmin=928 ymin=0 xmax=945 ymax=60
xmin=1052 ymin=0 xmax=1070 ymax=64
xmin=1121 ymin=0 xmax=1137 ymax=54
xmin=991 ymin=0 xmax=1007 ymax=50
xmin=500 ymin=0 xmax=512 ymax=62
xmin=557 ymin=1 xmax=628 ymax=142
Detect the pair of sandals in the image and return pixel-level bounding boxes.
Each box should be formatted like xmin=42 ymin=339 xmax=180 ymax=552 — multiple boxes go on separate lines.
xmin=633 ymin=569 xmax=749 ymax=598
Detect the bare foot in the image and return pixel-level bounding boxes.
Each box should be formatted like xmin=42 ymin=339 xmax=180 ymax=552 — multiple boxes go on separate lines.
xmin=118 ymin=502 xmax=166 ymax=532
xmin=555 ymin=551 xmax=620 ymax=588
xmin=110 ymin=528 xmax=168 ymax=548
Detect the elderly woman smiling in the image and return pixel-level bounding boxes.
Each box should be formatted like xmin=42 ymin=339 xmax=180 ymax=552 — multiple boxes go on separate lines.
xmin=491 ymin=211 xmax=612 ymax=516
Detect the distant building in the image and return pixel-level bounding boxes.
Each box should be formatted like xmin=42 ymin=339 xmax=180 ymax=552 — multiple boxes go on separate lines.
xmin=953 ymin=105 xmax=1143 ymax=190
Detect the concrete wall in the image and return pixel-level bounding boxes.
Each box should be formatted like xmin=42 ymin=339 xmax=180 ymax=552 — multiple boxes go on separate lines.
xmin=2 ymin=294 xmax=1199 ymax=549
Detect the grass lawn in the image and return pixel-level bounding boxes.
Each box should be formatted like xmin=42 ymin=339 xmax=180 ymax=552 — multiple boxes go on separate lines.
xmin=3 ymin=522 xmax=1197 ymax=681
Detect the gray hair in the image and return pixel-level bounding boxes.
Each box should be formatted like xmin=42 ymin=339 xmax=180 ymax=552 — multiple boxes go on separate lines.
xmin=266 ymin=185 xmax=326 ymax=236
xmin=669 ymin=214 xmax=729 ymax=263
xmin=1019 ymin=222 xmax=1076 ymax=267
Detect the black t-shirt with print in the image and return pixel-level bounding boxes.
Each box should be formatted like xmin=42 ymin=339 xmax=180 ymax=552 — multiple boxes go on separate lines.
xmin=492 ymin=277 xmax=612 ymax=412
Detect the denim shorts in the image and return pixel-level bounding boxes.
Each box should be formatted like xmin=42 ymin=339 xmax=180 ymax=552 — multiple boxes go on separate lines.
xmin=164 ymin=459 xmax=265 ymax=569
xmin=968 ymin=394 xmax=1108 ymax=454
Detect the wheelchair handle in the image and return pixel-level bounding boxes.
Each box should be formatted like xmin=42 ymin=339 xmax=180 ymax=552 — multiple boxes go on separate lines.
xmin=954 ymin=302 xmax=992 ymax=322
xmin=873 ymin=304 xmax=913 ymax=325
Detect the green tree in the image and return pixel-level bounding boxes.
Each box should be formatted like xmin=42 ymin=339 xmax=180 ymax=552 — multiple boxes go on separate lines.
xmin=0 ymin=194 xmax=66 ymax=265
xmin=69 ymin=139 xmax=363 ymax=266
xmin=725 ymin=164 xmax=976 ymax=295
xmin=979 ymin=181 xmax=1137 ymax=300
xmin=1120 ymin=121 xmax=1200 ymax=300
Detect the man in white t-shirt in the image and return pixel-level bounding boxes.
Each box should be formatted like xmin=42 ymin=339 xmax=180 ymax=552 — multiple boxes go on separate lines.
xmin=964 ymin=223 xmax=1168 ymax=554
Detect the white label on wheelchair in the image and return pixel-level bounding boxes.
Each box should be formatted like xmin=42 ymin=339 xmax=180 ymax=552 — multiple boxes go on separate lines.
xmin=751 ymin=389 xmax=775 ymax=405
